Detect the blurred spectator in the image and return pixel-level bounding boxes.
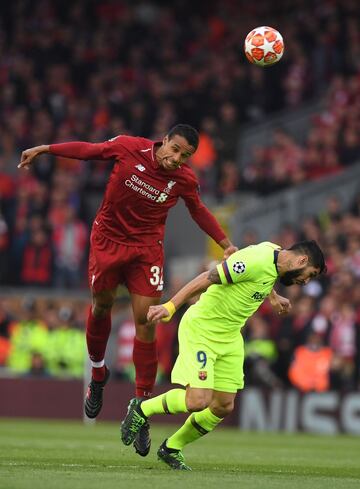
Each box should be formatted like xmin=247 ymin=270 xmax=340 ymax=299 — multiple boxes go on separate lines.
xmin=328 ymin=303 xmax=358 ymax=390
xmin=288 ymin=331 xmax=333 ymax=392
xmin=274 ymin=295 xmax=315 ymax=385
xmin=190 ymin=117 xmax=218 ymax=193
xmin=52 ymin=205 xmax=88 ymax=288
xmin=244 ymin=315 xmax=281 ymax=388
xmin=19 ymin=227 xmax=54 ymax=287
xmin=217 ymin=160 xmax=241 ymax=202
xmin=45 ymin=306 xmax=86 ymax=378
xmin=27 ymin=352 xmax=50 ymax=377
xmin=318 ymin=194 xmax=343 ymax=231
xmin=7 ymin=298 xmax=48 ymax=374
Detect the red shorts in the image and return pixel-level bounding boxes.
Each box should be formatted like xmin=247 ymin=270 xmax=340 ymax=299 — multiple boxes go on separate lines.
xmin=88 ymin=230 xmax=164 ymax=297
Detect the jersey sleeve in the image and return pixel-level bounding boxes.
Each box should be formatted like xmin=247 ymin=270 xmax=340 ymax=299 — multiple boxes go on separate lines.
xmin=216 ymin=248 xmax=259 ymax=285
xmin=49 ymin=135 xmax=139 ymax=160
xmin=99 ymin=135 xmax=140 ymax=159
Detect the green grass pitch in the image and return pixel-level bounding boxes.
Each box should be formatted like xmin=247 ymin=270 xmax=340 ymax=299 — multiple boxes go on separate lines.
xmin=0 ymin=418 xmax=359 ymax=489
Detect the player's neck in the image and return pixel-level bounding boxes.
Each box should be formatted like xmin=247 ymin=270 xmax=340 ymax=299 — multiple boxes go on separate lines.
xmin=277 ymin=250 xmax=293 ymax=275
xmin=154 ymin=144 xmax=163 ymax=166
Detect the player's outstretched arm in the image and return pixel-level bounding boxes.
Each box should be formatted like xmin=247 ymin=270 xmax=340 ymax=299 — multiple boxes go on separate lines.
xmin=18 ymin=145 xmax=50 ymax=170
xmin=19 ymin=140 xmax=118 ymax=170
xmin=147 ymin=267 xmax=222 ymax=323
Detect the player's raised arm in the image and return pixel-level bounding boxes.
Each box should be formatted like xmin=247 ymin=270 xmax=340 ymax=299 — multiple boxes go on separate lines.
xmin=18 ymin=137 xmax=127 ymax=170
xmin=147 ymin=267 xmax=222 ymax=323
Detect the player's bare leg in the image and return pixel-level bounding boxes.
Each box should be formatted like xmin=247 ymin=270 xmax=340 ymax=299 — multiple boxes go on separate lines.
xmin=130 ymin=293 xmax=160 ymax=456
xmin=84 ymin=288 xmax=117 ymax=418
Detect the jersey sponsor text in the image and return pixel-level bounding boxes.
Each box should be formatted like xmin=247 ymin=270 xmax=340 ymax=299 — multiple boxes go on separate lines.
xmin=125 ymin=174 xmax=160 ymax=201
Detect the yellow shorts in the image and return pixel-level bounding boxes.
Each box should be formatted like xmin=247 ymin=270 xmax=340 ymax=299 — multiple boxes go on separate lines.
xmin=171 ymin=313 xmax=245 ymax=393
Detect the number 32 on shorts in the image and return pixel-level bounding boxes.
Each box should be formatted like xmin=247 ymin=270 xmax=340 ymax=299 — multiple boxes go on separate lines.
xmin=149 ymin=265 xmax=164 ymax=291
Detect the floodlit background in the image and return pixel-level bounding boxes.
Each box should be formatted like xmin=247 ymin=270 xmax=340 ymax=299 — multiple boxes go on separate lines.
xmin=0 ymin=0 xmax=359 ymax=436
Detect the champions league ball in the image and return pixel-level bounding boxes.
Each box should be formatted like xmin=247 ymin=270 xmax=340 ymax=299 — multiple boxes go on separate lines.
xmin=244 ymin=26 xmax=284 ymax=67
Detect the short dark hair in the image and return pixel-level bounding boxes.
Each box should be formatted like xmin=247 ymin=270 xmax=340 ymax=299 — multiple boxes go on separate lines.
xmin=288 ymin=240 xmax=327 ymax=274
xmin=167 ymin=124 xmax=199 ymax=150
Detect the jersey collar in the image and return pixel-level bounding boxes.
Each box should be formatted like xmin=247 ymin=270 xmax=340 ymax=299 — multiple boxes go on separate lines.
xmin=150 ymin=141 xmax=162 ymax=169
xmin=273 ymin=249 xmax=280 ymax=273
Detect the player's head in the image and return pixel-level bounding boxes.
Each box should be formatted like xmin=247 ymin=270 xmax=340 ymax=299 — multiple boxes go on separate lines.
xmin=157 ymin=124 xmax=199 ymax=170
xmin=279 ymin=240 xmax=326 ymax=286
xmin=167 ymin=124 xmax=199 ymax=150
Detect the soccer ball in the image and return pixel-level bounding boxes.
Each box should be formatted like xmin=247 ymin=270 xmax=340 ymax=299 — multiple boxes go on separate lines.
xmin=244 ymin=26 xmax=284 ymax=67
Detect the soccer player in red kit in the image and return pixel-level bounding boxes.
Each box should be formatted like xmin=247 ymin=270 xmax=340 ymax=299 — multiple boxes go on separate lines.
xmin=18 ymin=124 xmax=237 ymax=456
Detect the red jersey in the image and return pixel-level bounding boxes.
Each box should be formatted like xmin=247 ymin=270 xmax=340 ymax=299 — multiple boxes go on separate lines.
xmin=49 ymin=136 xmax=226 ymax=246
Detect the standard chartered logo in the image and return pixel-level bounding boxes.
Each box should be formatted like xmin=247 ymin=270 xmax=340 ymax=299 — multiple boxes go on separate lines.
xmin=125 ymin=174 xmax=170 ymax=203
xmin=124 ymin=174 xmax=174 ymax=203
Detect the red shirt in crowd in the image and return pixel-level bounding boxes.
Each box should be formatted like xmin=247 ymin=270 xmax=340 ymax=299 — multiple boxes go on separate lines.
xmin=49 ymin=135 xmax=226 ymax=246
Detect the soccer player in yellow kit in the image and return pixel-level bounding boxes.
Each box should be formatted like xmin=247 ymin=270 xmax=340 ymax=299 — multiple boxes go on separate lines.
xmin=120 ymin=240 xmax=326 ymax=470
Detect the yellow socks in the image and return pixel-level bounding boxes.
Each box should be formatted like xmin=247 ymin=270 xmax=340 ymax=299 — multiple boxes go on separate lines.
xmin=141 ymin=388 xmax=187 ymax=417
xmin=166 ymin=408 xmax=223 ymax=450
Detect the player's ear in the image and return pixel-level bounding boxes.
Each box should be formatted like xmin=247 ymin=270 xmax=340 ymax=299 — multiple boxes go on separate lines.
xmin=163 ymin=135 xmax=169 ymax=145
xmin=297 ymin=255 xmax=308 ymax=267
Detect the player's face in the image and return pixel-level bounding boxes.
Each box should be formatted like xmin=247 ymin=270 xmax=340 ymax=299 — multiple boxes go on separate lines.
xmin=279 ymin=265 xmax=320 ymax=287
xmin=158 ymin=135 xmax=196 ymax=170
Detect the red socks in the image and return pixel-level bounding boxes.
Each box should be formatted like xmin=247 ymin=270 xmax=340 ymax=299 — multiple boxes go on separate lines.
xmin=133 ymin=337 xmax=158 ymax=398
xmin=86 ymin=307 xmax=111 ymax=381
xmin=86 ymin=308 xmax=158 ymax=391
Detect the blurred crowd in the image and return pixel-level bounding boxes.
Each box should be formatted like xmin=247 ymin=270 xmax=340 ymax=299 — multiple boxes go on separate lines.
xmin=0 ymin=295 xmax=87 ymax=378
xmin=1 ymin=1 xmax=360 ymax=287
xmin=241 ymin=74 xmax=360 ymax=195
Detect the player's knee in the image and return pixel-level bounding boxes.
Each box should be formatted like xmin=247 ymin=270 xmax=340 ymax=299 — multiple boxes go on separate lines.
xmin=186 ymin=396 xmax=211 ymax=412
xmin=210 ymin=399 xmax=234 ymax=418
xmin=186 ymin=399 xmax=209 ymax=412
xmin=134 ymin=311 xmax=155 ymax=327
xmin=92 ymin=302 xmax=113 ymax=318
xmin=135 ymin=321 xmax=156 ymax=342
